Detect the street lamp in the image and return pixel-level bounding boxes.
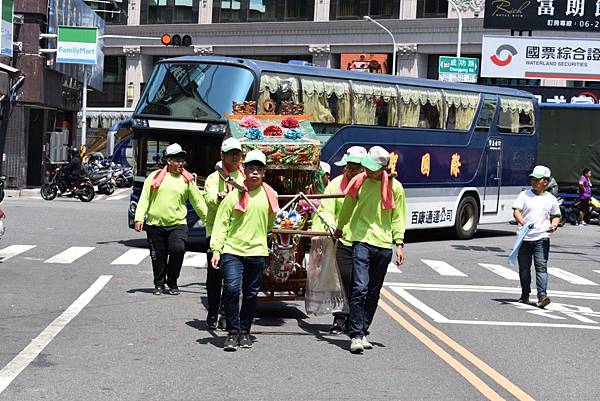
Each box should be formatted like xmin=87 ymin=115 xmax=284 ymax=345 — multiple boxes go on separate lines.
xmin=362 ymin=16 xmax=397 ymax=76
xmin=447 ymin=0 xmax=463 ymax=58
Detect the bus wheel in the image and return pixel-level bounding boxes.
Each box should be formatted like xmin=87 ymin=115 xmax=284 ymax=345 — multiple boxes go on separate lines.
xmin=454 ymin=196 xmax=479 ymax=240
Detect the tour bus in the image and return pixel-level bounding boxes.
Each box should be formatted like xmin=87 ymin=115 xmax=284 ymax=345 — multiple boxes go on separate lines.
xmin=127 ymin=56 xmax=539 ymax=239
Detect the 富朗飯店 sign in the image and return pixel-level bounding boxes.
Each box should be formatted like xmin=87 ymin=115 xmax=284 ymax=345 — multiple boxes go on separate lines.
xmin=484 ymin=0 xmax=600 ymax=32
xmin=481 ymin=35 xmax=600 ymax=81
xmin=57 ymin=26 xmax=97 ymax=65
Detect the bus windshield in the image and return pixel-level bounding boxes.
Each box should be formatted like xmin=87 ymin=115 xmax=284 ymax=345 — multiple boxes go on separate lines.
xmin=135 ymin=62 xmax=255 ymax=120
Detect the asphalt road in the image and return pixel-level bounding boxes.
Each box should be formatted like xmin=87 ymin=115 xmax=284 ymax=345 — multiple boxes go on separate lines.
xmin=1 ymin=194 xmax=599 ymax=401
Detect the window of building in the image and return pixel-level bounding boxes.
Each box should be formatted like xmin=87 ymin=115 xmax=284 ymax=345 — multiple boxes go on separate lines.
xmin=141 ymin=0 xmax=199 ymax=24
xmin=330 ymin=0 xmax=399 ymax=19
xmin=214 ymin=0 xmax=314 ymax=22
xmin=87 ymin=56 xmax=126 ymax=107
xmin=498 ymin=97 xmax=535 ymax=134
xmin=417 ymin=0 xmax=448 ymax=18
xmin=87 ymin=0 xmax=129 ymax=24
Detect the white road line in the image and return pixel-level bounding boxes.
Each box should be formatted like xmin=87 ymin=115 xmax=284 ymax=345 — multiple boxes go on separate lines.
xmin=593 ymin=270 xmax=600 ymax=275
xmin=182 ymin=252 xmax=207 ymax=267
xmin=112 ymin=188 xmax=130 ymax=196
xmin=392 ymin=288 xmax=449 ymax=322
xmin=478 ymin=263 xmax=519 ymax=280
xmin=387 ymin=264 xmax=402 ymax=274
xmin=44 ymin=247 xmax=95 ymax=264
xmin=421 ymin=259 xmax=467 ymax=277
xmin=0 ymin=245 xmax=36 ymax=262
xmin=548 ymin=268 xmax=598 ymax=286
xmin=106 ymin=195 xmax=128 ymax=201
xmin=0 ymin=275 xmax=112 ymax=394
xmin=110 ymin=248 xmax=149 ymax=265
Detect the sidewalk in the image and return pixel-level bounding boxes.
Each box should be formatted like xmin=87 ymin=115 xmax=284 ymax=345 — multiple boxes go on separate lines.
xmin=5 ymin=188 xmax=41 ymax=199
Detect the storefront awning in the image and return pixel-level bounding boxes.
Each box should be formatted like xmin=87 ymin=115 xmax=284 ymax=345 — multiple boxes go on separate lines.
xmin=77 ymin=108 xmax=134 ymax=129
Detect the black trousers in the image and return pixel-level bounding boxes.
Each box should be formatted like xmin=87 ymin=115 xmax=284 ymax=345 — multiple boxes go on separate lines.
xmin=333 ymin=242 xmax=354 ymax=319
xmin=206 ymin=239 xmax=224 ymax=317
xmin=146 ymin=224 xmax=188 ymax=288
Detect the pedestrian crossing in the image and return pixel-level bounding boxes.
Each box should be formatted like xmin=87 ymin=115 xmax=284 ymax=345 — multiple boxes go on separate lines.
xmin=1 ymin=243 xmax=599 ymax=288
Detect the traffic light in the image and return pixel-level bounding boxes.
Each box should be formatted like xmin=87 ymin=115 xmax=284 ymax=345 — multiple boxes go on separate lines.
xmin=161 ymin=34 xmax=192 ymax=47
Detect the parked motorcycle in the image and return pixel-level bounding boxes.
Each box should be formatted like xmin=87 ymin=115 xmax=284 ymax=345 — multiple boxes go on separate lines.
xmin=114 ymin=166 xmax=133 ymax=188
xmin=41 ymin=167 xmax=95 ymax=202
xmin=85 ymin=165 xmax=116 ymax=195
xmin=564 ymin=197 xmax=600 ymax=225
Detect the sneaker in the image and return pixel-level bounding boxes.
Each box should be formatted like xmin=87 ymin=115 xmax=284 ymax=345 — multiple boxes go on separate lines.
xmin=537 ymin=295 xmax=551 ymax=309
xmin=166 ymin=286 xmax=180 ymax=295
xmin=153 ymin=286 xmax=164 ymax=296
xmin=238 ymin=332 xmax=253 ymax=348
xmin=517 ymin=296 xmax=529 ymax=304
xmin=361 ymin=336 xmax=373 ymax=349
xmin=217 ymin=315 xmax=227 ymax=331
xmin=329 ymin=317 xmax=345 ymax=335
xmin=350 ymin=337 xmax=364 ymax=354
xmin=206 ymin=315 xmax=218 ymax=330
xmin=223 ymin=332 xmax=239 ymax=352
xmin=580 ymin=221 xmax=587 ymax=226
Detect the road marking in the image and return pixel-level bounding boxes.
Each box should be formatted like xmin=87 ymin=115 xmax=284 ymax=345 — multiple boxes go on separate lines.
xmin=387 ymin=264 xmax=402 ymax=273
xmin=106 ymin=195 xmax=129 ymax=201
xmin=548 ymin=267 xmax=597 ymax=285
xmin=44 ymin=247 xmax=95 ymax=264
xmin=594 ymin=270 xmax=600 ymax=275
xmin=110 ymin=248 xmax=149 ymax=265
xmin=182 ymin=252 xmax=207 ymax=267
xmin=421 ymin=259 xmax=467 ymax=277
xmin=0 ymin=275 xmax=112 ymax=394
xmin=478 ymin=263 xmax=519 ymax=280
xmin=0 ymin=245 xmax=36 ymax=262
xmin=381 ymin=288 xmax=535 ymax=401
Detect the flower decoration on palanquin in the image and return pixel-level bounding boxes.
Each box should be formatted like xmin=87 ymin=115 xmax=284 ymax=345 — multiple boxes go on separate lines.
xmin=239 ymin=116 xmax=260 ymax=128
xmin=298 ymin=199 xmax=319 ymax=216
xmin=281 ymin=116 xmax=300 ymax=129
xmin=274 ymin=209 xmax=305 ymax=229
xmin=284 ymin=128 xmax=303 ymax=140
xmin=244 ymin=127 xmax=264 ymax=140
xmin=264 ymin=125 xmax=283 ymax=137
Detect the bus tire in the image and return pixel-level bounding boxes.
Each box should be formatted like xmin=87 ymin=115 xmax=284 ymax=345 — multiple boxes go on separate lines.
xmin=454 ymin=196 xmax=479 ymax=240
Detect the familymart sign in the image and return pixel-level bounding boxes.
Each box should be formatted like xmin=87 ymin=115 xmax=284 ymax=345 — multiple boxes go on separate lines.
xmin=57 ymin=26 xmax=97 ymax=64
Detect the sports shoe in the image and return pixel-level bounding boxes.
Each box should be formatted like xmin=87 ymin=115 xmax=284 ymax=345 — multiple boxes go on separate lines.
xmin=350 ymin=337 xmax=364 ymax=354
xmin=361 ymin=336 xmax=373 ymax=349
xmin=153 ymin=286 xmax=164 ymax=296
xmin=166 ymin=286 xmax=180 ymax=295
xmin=217 ymin=315 xmax=227 ymax=331
xmin=206 ymin=315 xmax=218 ymax=330
xmin=329 ymin=317 xmax=346 ymax=335
xmin=223 ymin=332 xmax=239 ymax=352
xmin=238 ymin=332 xmax=253 ymax=348
xmin=517 ymin=296 xmax=529 ymax=304
xmin=537 ymin=295 xmax=551 ymax=309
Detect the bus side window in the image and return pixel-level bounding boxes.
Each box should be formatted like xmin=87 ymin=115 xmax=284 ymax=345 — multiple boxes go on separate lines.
xmin=498 ymin=97 xmax=535 ymax=134
xmin=257 ymin=73 xmax=299 ymax=114
xmin=351 ymin=82 xmax=398 ymax=126
xmin=444 ymin=91 xmax=480 ymax=131
xmin=398 ymin=87 xmax=443 ymax=129
xmin=475 ymin=95 xmax=498 ymax=132
xmin=300 ymin=77 xmax=351 ymax=124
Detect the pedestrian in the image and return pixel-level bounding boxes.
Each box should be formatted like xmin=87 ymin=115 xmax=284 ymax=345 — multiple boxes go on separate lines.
xmin=512 ymin=165 xmax=561 ymax=308
xmin=210 ymin=149 xmax=279 ymax=351
xmin=134 ymin=143 xmax=207 ymax=296
xmin=203 ymin=138 xmax=245 ymax=330
xmin=311 ymin=146 xmax=367 ymax=335
xmin=577 ymin=168 xmax=592 ymax=226
xmin=335 ymin=146 xmax=407 ymax=354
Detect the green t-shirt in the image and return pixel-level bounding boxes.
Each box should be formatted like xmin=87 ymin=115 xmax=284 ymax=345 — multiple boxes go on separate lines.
xmin=134 ymin=170 xmax=207 ymax=227
xmin=337 ymin=178 xmax=406 ymax=249
xmin=203 ymin=169 xmax=244 ymax=237
xmin=210 ymin=186 xmax=277 ymax=257
xmin=311 ymin=175 xmax=351 ymax=246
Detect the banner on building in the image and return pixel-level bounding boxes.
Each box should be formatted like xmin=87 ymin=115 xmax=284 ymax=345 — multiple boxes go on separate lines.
xmin=340 ymin=53 xmax=390 ymax=74
xmin=517 ymin=86 xmax=600 ymax=105
xmin=57 ymin=26 xmax=98 ymax=64
xmin=484 ymin=0 xmax=600 ymax=32
xmin=1 ymin=0 xmax=13 ymax=57
xmin=481 ymin=35 xmax=600 ymax=81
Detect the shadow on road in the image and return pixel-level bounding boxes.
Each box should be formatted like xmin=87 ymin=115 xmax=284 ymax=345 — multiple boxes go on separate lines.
xmin=405 ymin=227 xmax=514 ymax=244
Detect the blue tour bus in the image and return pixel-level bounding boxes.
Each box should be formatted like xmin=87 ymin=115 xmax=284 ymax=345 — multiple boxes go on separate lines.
xmin=128 ymin=56 xmax=539 ymax=239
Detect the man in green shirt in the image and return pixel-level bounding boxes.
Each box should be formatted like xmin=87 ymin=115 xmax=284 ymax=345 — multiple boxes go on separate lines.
xmin=336 ymin=146 xmax=407 ymax=354
xmin=312 ymin=146 xmax=366 ymax=335
xmin=203 ymin=138 xmax=245 ymax=330
xmin=134 ymin=143 xmax=207 ymax=296
xmin=210 ymin=149 xmax=279 ymax=351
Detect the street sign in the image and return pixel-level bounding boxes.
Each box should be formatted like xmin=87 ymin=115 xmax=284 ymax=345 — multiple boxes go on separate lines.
xmin=0 ymin=0 xmax=13 ymax=57
xmin=56 ymin=26 xmax=97 ymax=65
xmin=438 ymin=56 xmax=479 ymax=83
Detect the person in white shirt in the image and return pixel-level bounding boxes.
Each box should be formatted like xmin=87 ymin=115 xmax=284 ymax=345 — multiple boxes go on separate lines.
xmin=512 ymin=165 xmax=561 ymax=308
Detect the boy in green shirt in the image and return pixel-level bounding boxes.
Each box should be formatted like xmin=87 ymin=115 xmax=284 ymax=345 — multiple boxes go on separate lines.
xmin=203 ymin=138 xmax=245 ymax=330
xmin=210 ymin=150 xmax=279 ymax=351
xmin=134 ymin=143 xmax=207 ymax=296
xmin=336 ymin=146 xmax=407 ymax=354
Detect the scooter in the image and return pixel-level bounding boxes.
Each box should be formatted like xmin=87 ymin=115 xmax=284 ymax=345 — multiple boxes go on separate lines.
xmin=565 ymin=197 xmax=600 ymax=225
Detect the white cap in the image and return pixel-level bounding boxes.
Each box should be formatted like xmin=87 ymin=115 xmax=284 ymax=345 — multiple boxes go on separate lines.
xmin=529 ymin=165 xmax=551 ymax=179
xmin=221 ymin=137 xmax=242 ymax=153
xmin=320 ymin=161 xmax=331 ymax=175
xmin=165 ymin=143 xmax=186 ymax=157
xmin=244 ymin=149 xmax=267 ymax=166
xmin=334 ymin=146 xmax=367 ymax=166
xmin=361 ymin=146 xmax=390 ymax=172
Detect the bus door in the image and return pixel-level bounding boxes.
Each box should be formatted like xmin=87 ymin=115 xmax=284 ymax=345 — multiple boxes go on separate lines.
xmin=483 ymin=137 xmax=502 ymax=214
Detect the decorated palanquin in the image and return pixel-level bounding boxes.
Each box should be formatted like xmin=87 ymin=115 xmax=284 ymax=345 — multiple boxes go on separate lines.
xmin=225 ymin=114 xmax=326 ymax=300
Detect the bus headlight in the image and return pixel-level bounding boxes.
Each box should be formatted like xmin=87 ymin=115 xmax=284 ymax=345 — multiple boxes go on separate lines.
xmin=129 ymin=201 xmax=137 ymax=215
